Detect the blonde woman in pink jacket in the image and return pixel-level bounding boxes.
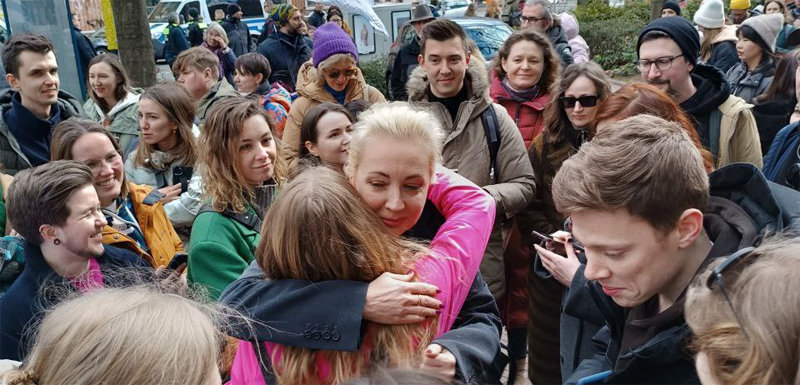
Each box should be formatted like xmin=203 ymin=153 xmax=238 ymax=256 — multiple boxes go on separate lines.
xmin=226 ymin=102 xmax=497 ymax=385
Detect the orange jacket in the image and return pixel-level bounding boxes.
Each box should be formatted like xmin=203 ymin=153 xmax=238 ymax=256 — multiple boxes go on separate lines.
xmin=102 ymin=183 xmax=184 ymax=267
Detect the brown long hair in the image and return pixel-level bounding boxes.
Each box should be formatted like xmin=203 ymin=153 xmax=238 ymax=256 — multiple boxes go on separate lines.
xmin=754 ymin=49 xmax=799 ymax=104
xmin=492 ymin=29 xmax=561 ymax=93
xmin=593 ymin=83 xmax=715 ymax=172
xmin=256 ymin=166 xmax=435 ymax=384
xmin=50 ymin=117 xmax=129 ymax=198
xmin=134 ymin=83 xmax=198 ymax=168
xmin=86 ymin=55 xmax=132 ymax=114
xmin=299 ymin=102 xmax=354 ymax=158
xmin=700 ymin=27 xmax=725 ymax=63
xmin=199 ymin=96 xmax=287 ymax=213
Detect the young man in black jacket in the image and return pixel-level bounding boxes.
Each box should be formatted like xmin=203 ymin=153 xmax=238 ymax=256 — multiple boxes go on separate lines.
xmin=389 ymin=4 xmax=434 ymax=101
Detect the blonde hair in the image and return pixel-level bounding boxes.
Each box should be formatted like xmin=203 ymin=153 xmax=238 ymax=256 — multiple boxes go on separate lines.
xmin=700 ymin=27 xmax=724 ymax=62
xmin=316 ymin=53 xmax=356 ymax=85
xmin=3 ymin=286 xmax=222 ymax=385
xmin=256 ymin=166 xmax=436 ymax=384
xmin=205 ymin=23 xmax=229 ymax=46
xmin=686 ymin=237 xmax=800 ymax=385
xmin=199 ymin=96 xmax=287 ymax=213
xmin=173 ymin=46 xmax=220 ymax=80
xmin=344 ymin=102 xmax=444 ymax=179
xmin=552 ymin=114 xmax=709 ymax=233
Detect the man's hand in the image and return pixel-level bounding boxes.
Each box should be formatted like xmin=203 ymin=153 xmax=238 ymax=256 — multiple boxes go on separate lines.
xmin=536 ymin=230 xmax=581 ymax=287
xmin=419 ymin=344 xmax=456 ymax=380
xmin=363 ymin=272 xmax=441 ymax=324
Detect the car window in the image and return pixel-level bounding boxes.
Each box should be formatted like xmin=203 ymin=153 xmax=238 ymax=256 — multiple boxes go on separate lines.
xmin=464 ymin=24 xmax=512 ymax=60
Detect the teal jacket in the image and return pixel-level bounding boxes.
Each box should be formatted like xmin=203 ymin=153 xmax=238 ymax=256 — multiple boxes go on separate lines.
xmin=188 ymin=206 xmax=260 ymax=300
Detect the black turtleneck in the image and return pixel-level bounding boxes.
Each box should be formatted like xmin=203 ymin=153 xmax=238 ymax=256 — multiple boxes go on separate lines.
xmin=428 ymin=86 xmax=469 ymax=125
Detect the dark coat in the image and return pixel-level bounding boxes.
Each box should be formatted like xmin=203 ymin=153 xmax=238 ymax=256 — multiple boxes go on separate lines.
xmin=164 ymin=23 xmax=190 ymax=66
xmin=308 ymin=10 xmax=326 ymax=28
xmin=256 ymin=31 xmax=312 ymax=93
xmin=71 ymin=26 xmax=96 ymax=80
xmin=709 ymin=40 xmax=738 ymax=75
xmin=187 ymin=20 xmax=207 ymax=47
xmin=221 ymin=16 xmax=252 ymax=57
xmin=221 ymin=263 xmax=502 ymax=385
xmin=0 ymin=242 xmax=149 ymax=361
xmin=565 ymin=163 xmax=800 ymax=384
xmin=763 ymin=121 xmax=800 ymax=189
xmin=753 ymin=96 xmax=796 ymax=154
xmin=725 ymin=59 xmax=775 ymax=105
xmin=389 ymin=37 xmax=421 ymax=101
xmin=546 ymin=24 xmax=574 ymax=67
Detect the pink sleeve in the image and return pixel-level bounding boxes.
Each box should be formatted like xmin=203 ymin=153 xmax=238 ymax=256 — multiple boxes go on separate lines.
xmin=227 ymin=341 xmax=268 ymax=385
xmin=413 ymin=166 xmax=496 ymax=336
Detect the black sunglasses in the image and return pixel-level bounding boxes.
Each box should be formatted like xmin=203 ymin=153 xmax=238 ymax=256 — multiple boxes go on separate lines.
xmin=705 ymin=246 xmax=756 ymax=338
xmin=560 ymin=95 xmax=598 ymax=109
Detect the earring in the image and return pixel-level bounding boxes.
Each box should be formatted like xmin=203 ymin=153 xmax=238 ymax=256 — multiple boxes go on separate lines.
xmin=54 ymin=239 xmax=61 ymax=245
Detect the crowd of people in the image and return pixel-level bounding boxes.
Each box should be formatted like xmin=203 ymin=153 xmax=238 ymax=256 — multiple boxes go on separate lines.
xmin=1 ymin=1 xmax=800 ymax=385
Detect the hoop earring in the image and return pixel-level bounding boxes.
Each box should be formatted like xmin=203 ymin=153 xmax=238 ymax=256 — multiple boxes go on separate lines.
xmin=54 ymin=239 xmax=61 ymax=245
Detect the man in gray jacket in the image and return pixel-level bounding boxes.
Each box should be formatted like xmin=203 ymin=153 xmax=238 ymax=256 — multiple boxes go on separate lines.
xmin=407 ymin=19 xmax=536 ymax=300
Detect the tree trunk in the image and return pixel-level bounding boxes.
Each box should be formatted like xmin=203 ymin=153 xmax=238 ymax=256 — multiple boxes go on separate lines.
xmin=650 ymin=0 xmax=665 ymax=21
xmin=109 ymin=0 xmax=156 ymax=87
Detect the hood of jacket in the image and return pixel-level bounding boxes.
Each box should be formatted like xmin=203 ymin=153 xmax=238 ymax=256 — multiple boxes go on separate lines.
xmin=96 ymin=89 xmax=141 ymax=120
xmin=683 ymin=63 xmax=731 ymax=116
xmin=559 ymin=13 xmax=579 ymax=40
xmin=294 ymin=60 xmax=371 ymax=104
xmin=712 ymin=25 xmax=738 ymax=44
xmin=406 ymin=52 xmax=492 ymax=121
xmin=489 ymin=70 xmax=549 ymax=110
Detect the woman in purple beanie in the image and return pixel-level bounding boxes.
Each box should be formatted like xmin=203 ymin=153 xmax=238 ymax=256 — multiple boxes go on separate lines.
xmin=281 ymin=22 xmax=386 ymax=168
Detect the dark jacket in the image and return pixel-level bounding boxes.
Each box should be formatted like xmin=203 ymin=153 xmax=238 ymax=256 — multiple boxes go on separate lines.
xmin=763 ymin=121 xmax=800 ymax=189
xmin=256 ymin=31 xmax=312 ymax=93
xmin=725 ymin=59 xmax=775 ymax=105
xmin=221 ymin=263 xmax=502 ymax=385
xmin=0 ymin=242 xmax=149 ymax=361
xmin=308 ymin=9 xmax=326 ymax=28
xmin=709 ymin=40 xmax=738 ymax=74
xmin=0 ymin=89 xmax=83 ymax=175
xmin=546 ymin=24 xmax=574 ymax=67
xmin=389 ymin=37 xmax=421 ymax=101
xmin=71 ymin=26 xmax=96 ymax=80
xmin=221 ymin=16 xmax=252 ymax=57
xmin=752 ymin=96 xmax=795 ymax=154
xmin=164 ymin=22 xmax=190 ymax=65
xmin=565 ymin=163 xmax=800 ymax=385
xmin=187 ymin=20 xmax=208 ymax=47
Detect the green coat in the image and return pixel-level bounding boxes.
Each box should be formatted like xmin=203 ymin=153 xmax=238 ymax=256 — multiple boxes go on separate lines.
xmin=83 ymin=89 xmax=142 ymax=157
xmin=196 ymin=79 xmax=238 ymax=128
xmin=187 ymin=206 xmax=260 ymax=300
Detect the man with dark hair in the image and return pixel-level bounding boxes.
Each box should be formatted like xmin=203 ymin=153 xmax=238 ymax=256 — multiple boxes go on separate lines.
xmin=186 ymin=7 xmax=207 ymax=47
xmin=0 ymin=160 xmax=149 ymax=361
xmin=222 ymin=3 xmax=252 ymax=56
xmin=636 ymin=16 xmax=762 ymax=168
xmin=0 ymin=33 xmax=83 ymax=175
xmin=407 ymin=18 xmax=535 ymax=304
xmin=521 ymin=0 xmax=573 ymax=66
xmin=173 ymin=46 xmax=237 ymax=125
xmin=548 ymin=114 xmax=800 ymax=384
xmin=389 ymin=4 xmax=435 ymax=101
xmin=257 ymin=4 xmax=311 ymax=92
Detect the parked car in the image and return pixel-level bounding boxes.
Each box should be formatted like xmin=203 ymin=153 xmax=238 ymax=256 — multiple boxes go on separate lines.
xmin=384 ymin=17 xmax=512 ymax=100
xmin=440 ymin=0 xmax=470 ymax=17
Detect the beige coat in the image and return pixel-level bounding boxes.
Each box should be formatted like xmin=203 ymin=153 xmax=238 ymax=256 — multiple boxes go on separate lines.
xmin=717 ymin=95 xmax=763 ymax=168
xmin=406 ymin=58 xmax=536 ymax=298
xmin=282 ymin=60 xmax=386 ymax=165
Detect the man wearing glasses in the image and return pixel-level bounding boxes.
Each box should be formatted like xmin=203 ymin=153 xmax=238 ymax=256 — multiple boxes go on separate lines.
xmin=636 ymin=16 xmax=762 ymax=168
xmin=543 ymin=114 xmax=797 ymax=384
xmin=521 ymin=0 xmax=574 ymax=66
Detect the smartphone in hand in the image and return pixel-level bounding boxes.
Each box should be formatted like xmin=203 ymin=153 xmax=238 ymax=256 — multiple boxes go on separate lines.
xmin=166 ymin=252 xmax=188 ymax=271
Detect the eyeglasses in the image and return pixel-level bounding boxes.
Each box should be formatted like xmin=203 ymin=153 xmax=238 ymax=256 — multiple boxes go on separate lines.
xmin=521 ymin=15 xmax=547 ymax=24
xmin=329 ymin=17 xmax=342 ymax=23
xmin=705 ymin=246 xmax=756 ymax=339
xmin=634 ymin=54 xmax=683 ymax=72
xmin=326 ymin=68 xmax=357 ymax=79
xmin=560 ymin=95 xmax=598 ymax=109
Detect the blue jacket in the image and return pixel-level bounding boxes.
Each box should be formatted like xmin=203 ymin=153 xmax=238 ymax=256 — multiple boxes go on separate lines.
xmin=763 ymin=121 xmax=800 ymax=189
xmin=256 ymin=31 xmax=311 ymax=93
xmin=164 ymin=23 xmax=190 ymax=65
xmin=0 ymin=242 xmax=149 ymax=361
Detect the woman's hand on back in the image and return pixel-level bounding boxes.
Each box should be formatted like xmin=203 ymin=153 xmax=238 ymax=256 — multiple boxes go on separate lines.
xmin=363 ymin=271 xmax=441 ymax=324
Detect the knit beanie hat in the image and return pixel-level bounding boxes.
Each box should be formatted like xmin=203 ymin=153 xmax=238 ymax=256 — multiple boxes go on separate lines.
xmin=730 ymin=0 xmax=751 ymax=10
xmin=271 ymin=4 xmax=297 ymax=26
xmin=227 ymin=4 xmax=242 ymax=15
xmin=637 ymin=17 xmax=700 ymax=64
xmin=693 ymin=0 xmax=725 ymax=28
xmin=662 ymin=1 xmax=682 ymax=16
xmin=741 ymin=13 xmax=784 ymax=53
xmin=313 ymin=22 xmax=359 ymax=67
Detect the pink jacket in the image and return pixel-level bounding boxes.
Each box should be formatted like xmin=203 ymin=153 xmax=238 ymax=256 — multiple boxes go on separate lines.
xmin=227 ymin=166 xmax=496 ymax=385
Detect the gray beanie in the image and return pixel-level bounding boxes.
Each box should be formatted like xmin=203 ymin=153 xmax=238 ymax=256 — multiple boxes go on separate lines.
xmin=693 ymin=0 xmax=725 ymax=29
xmin=741 ymin=13 xmax=784 ymax=53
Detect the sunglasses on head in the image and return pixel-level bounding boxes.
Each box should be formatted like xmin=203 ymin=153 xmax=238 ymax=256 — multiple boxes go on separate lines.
xmin=560 ymin=95 xmax=598 ymax=109
xmin=706 ymin=246 xmax=756 ymax=339
xmin=326 ymin=68 xmax=357 ymax=79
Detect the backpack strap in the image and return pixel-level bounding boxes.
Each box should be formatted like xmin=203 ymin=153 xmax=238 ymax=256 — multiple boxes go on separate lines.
xmin=251 ymin=340 xmax=277 ymax=384
xmin=709 ymin=108 xmax=722 ymax=161
xmin=481 ymin=105 xmax=501 ymax=183
xmin=197 ymin=205 xmax=262 ymax=232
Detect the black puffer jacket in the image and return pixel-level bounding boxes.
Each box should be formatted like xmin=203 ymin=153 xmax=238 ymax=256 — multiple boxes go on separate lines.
xmin=546 ymin=24 xmax=574 ymax=66
xmin=389 ymin=37 xmax=421 ymax=101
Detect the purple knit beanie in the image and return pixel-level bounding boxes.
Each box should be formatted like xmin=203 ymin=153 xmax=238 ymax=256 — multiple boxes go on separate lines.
xmin=313 ymin=22 xmax=358 ymax=68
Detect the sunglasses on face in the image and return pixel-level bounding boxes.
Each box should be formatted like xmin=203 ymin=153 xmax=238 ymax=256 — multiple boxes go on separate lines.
xmin=326 ymin=68 xmax=357 ymax=79
xmin=560 ymin=95 xmax=598 ymax=109
xmin=705 ymin=246 xmax=756 ymax=338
